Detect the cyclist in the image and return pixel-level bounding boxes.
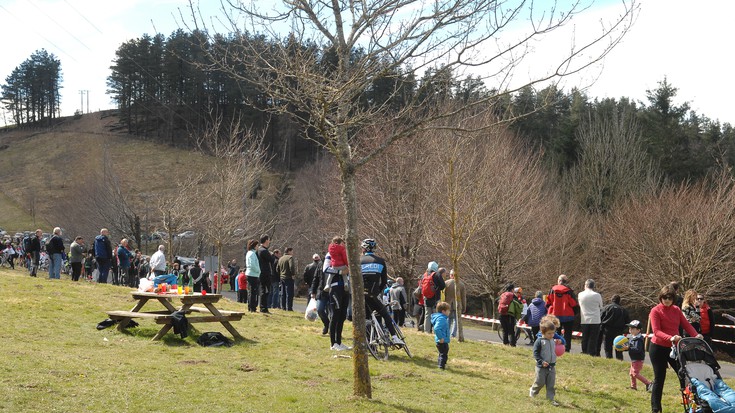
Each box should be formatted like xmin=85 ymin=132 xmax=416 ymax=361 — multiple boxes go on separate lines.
xmin=360 ymin=238 xmax=404 ymax=345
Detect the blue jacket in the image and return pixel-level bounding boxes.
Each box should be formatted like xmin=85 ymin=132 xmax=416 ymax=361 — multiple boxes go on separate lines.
xmin=432 ymin=312 xmax=450 ymax=344
xmin=117 ymin=245 xmax=133 ymax=268
xmin=527 ymin=297 xmax=547 ymax=327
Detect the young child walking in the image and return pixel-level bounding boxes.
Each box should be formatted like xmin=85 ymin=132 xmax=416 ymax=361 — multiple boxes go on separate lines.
xmin=530 ymin=319 xmax=560 ymax=406
xmin=624 ymin=320 xmax=652 ymax=391
xmin=432 ymin=301 xmax=451 ymax=369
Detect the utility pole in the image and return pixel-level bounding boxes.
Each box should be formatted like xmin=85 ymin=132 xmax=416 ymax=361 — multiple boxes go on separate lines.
xmin=78 ymin=90 xmax=90 ymax=113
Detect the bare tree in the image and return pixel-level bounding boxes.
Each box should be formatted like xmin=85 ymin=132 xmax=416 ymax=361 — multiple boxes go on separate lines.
xmin=603 ymin=173 xmax=735 ymax=304
xmin=565 ymin=106 xmax=660 ymax=214
xmin=188 ymin=0 xmax=637 ymax=397
xmin=192 ymin=115 xmax=269 ymax=291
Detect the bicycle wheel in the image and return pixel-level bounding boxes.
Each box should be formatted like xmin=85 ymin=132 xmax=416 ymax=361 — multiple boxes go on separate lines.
xmin=497 ymin=324 xmax=504 ymax=341
xmin=366 ymin=327 xmax=381 ymax=360
xmin=392 ymin=323 xmax=412 ymax=358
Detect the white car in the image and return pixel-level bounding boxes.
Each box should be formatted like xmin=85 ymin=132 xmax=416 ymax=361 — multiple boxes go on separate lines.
xmin=177 ymin=231 xmax=196 ymax=239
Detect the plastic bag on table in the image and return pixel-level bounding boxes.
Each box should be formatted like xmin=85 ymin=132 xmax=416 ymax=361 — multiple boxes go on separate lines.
xmin=153 ymin=274 xmax=178 ymax=286
xmin=305 ymin=298 xmax=318 ymax=322
xmin=139 ymin=277 xmax=154 ymax=292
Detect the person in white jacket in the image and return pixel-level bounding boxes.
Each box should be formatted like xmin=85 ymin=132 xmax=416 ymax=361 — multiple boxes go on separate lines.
xmin=577 ymin=279 xmax=603 ymax=356
xmin=149 ymin=245 xmax=167 ymax=276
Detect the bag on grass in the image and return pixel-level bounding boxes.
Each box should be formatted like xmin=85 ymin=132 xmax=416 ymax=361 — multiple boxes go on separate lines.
xmin=197 ymin=332 xmax=232 ymax=347
xmin=305 ymin=298 xmax=318 ymax=322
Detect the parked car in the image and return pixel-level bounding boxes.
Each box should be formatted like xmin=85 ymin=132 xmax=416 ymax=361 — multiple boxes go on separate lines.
xmin=176 ymin=231 xmax=196 ymax=239
xmin=148 ymin=231 xmax=168 ymax=241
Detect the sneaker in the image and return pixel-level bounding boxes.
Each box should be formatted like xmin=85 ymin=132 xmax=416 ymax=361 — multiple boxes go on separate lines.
xmin=646 ymin=383 xmax=653 ymax=392
xmin=391 ymin=335 xmax=404 ymax=345
xmin=340 ymin=343 xmax=353 ymax=350
xmin=629 ymin=386 xmax=637 ymax=390
xmin=551 ymin=400 xmax=560 ymax=407
xmin=321 ymin=327 xmax=329 ymax=335
xmin=330 ymin=344 xmax=340 ymax=350
xmin=529 ymin=388 xmax=535 ymax=398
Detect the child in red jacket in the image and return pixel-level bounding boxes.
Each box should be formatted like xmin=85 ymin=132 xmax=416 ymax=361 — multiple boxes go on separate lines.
xmin=236 ymin=270 xmax=247 ymax=303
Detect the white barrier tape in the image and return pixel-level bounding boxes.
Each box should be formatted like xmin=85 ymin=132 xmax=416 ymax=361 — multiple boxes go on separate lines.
xmin=461 ymin=314 xmax=733 ymax=343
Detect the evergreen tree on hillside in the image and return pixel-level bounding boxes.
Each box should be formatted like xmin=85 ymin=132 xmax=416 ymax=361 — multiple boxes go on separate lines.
xmin=1 ymin=49 xmax=61 ymax=125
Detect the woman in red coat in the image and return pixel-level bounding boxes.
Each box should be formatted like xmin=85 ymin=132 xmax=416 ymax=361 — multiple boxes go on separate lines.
xmin=649 ymin=284 xmax=702 ymax=413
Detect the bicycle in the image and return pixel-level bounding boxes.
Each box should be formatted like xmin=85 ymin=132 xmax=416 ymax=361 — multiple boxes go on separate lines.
xmin=365 ymin=310 xmax=412 ymax=360
xmin=497 ymin=320 xmax=535 ymax=345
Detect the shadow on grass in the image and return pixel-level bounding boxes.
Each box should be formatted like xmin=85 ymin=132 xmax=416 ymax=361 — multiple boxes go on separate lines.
xmin=373 ymin=350 xmax=492 ymax=381
xmin=368 ymin=399 xmax=430 ymax=413
xmin=120 ymin=326 xmax=258 ymax=346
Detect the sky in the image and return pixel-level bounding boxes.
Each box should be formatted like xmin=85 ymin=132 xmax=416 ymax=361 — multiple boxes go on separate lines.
xmin=1 ymin=0 xmax=733 ymax=124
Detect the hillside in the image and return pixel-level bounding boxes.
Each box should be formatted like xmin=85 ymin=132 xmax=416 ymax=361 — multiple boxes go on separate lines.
xmin=0 ymin=266 xmax=706 ymax=412
xmin=0 ymin=112 xmax=215 ymax=235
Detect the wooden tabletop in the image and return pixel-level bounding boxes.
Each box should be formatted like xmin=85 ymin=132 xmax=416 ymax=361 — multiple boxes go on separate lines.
xmin=131 ymin=291 xmax=222 ymax=304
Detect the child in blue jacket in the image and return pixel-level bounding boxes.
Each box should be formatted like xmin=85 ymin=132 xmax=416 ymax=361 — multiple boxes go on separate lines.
xmin=432 ymin=301 xmax=451 ymax=369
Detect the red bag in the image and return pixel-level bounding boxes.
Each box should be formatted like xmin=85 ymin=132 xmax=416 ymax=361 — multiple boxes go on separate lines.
xmin=498 ymin=291 xmax=514 ymax=315
xmin=421 ymin=272 xmax=436 ymax=299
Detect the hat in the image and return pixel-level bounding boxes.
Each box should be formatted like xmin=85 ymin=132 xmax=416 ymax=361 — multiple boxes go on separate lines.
xmin=312 ymin=254 xmax=320 ymax=261
xmin=626 ymin=320 xmax=642 ymax=328
xmin=427 ymin=261 xmax=439 ymax=273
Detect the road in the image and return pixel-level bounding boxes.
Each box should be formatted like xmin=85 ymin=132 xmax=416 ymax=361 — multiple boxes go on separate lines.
xmin=220 ymin=290 xmax=735 ymax=379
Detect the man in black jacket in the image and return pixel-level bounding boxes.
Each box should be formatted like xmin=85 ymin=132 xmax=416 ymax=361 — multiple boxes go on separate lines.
xmin=256 ymin=234 xmax=274 ymax=313
xmin=599 ymin=294 xmax=630 ymax=360
xmin=360 ymin=238 xmax=403 ymax=345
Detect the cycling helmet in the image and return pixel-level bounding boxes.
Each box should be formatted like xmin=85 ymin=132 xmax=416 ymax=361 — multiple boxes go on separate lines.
xmin=361 ymin=238 xmax=376 ymax=252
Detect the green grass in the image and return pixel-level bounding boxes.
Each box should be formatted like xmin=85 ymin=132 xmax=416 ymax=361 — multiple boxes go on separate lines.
xmin=0 ymin=267 xmax=715 ymax=412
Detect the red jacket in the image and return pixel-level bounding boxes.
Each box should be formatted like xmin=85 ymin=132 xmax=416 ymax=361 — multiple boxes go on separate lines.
xmin=650 ymin=303 xmax=699 ymax=347
xmin=546 ymin=284 xmax=578 ymax=318
xmin=328 ymin=243 xmax=348 ymax=268
xmin=700 ymin=302 xmax=714 ymax=335
xmin=237 ymin=273 xmax=248 ymax=290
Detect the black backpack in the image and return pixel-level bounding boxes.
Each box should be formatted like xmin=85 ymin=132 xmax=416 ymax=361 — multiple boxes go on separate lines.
xmin=22 ymin=236 xmax=32 ymax=252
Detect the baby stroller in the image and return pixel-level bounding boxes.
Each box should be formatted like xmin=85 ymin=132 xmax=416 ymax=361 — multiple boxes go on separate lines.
xmin=677 ymin=337 xmax=735 ymax=413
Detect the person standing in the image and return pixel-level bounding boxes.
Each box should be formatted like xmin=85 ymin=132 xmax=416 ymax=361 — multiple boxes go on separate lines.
xmin=303 ymin=253 xmax=321 ymax=299
xmin=46 ymin=227 xmax=65 ymax=279
xmin=599 ymin=294 xmax=630 ymax=360
xmin=94 ymin=229 xmax=113 ymax=284
xmin=227 ymin=259 xmax=239 ymax=292
xmin=681 ymin=289 xmax=702 ymax=335
xmin=256 ymin=235 xmax=274 ymax=313
xmin=244 ymin=239 xmax=261 ymax=313
xmin=277 ymin=247 xmax=296 ymax=311
xmin=27 ymin=229 xmax=42 ymax=277
xmin=308 ymin=254 xmax=330 ymax=335
xmin=526 ymin=291 xmax=548 ymax=339
xmin=649 ymin=284 xmax=702 ymax=413
xmin=149 ymin=245 xmax=167 ymax=277
xmin=69 ymin=236 xmax=86 ymax=282
xmin=117 ymin=239 xmax=134 ymax=287
xmin=389 ymin=277 xmax=408 ymax=327
xmin=578 ymin=279 xmax=603 ymax=356
xmin=189 ymin=260 xmax=205 ymax=293
xmin=698 ymin=294 xmax=715 ymax=347
xmin=545 ymin=274 xmax=578 ymax=353
xmin=421 ymin=263 xmax=446 ymax=334
xmin=498 ymin=283 xmax=523 ymax=346
xmin=443 ymin=270 xmax=467 ymax=338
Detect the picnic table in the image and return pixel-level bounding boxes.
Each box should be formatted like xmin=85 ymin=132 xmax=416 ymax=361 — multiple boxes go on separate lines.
xmin=106 ymin=292 xmax=244 ymax=341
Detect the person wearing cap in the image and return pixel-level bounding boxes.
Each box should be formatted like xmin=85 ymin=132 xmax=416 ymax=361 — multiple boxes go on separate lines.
xmin=649 ymin=284 xmax=702 ymax=413
xmin=623 ymin=319 xmax=652 ymax=391
xmin=546 ymin=274 xmax=579 ymax=353
xmin=303 ymin=253 xmax=321 ymax=291
xmin=308 ymin=254 xmax=331 ymax=335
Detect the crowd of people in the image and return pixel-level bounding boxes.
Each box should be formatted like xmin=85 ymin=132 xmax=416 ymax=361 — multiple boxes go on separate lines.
xmin=494 ymin=275 xmax=715 ymax=412
xmin=4 ymin=227 xmax=721 ymax=411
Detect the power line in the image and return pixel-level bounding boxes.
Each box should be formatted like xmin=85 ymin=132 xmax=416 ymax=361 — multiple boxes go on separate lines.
xmin=27 ymin=0 xmax=93 ymax=52
xmin=62 ymin=0 xmax=103 ymax=35
xmin=0 ymin=4 xmax=78 ymax=63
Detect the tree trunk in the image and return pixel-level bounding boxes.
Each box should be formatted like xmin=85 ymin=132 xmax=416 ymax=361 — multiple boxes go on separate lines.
xmin=340 ymin=164 xmax=371 ymax=399
xmin=454 ymin=271 xmax=465 ymax=343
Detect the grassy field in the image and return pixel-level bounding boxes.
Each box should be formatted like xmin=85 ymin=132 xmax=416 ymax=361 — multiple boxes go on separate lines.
xmin=0 ymin=266 xmax=711 ymax=412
